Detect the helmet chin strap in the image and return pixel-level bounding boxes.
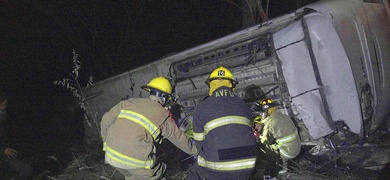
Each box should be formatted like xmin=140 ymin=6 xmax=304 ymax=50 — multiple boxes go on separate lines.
xmin=261 ymin=107 xmax=277 ymax=119
xmin=260 ymin=111 xmax=268 ymax=120
xmin=150 ymin=89 xmax=170 ymax=106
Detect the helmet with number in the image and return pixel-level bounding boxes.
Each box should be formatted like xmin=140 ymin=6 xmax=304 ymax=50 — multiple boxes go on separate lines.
xmin=142 ymin=76 xmax=172 ymax=95
xmin=205 ymin=66 xmax=238 ymax=88
xmin=251 ymin=98 xmax=278 ymax=112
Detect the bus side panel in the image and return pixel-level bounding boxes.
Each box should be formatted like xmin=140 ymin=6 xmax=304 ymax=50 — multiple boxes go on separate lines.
xmin=274 ymin=20 xmax=334 ymax=139
xmin=305 ymin=13 xmax=362 ymax=135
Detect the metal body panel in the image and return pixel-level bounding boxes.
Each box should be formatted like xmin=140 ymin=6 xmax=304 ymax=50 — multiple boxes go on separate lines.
xmin=274 ymin=22 xmax=334 ymax=139
xmin=353 ymin=1 xmax=390 ymax=133
xmin=306 ymin=0 xmax=390 ymax=134
xmin=305 ymin=13 xmax=362 ymax=136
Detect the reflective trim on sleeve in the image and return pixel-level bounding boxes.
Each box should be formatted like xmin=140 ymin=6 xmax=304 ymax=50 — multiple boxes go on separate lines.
xmin=193 ymin=116 xmax=251 ymax=141
xmin=276 ymin=130 xmax=298 ymax=145
xmin=279 ymin=148 xmax=296 ymax=159
xmin=197 ymin=156 xmax=256 ymax=171
xmin=118 ymin=110 xmax=160 ymax=140
xmin=103 ymin=142 xmax=107 ymax=151
xmin=193 ymin=132 xmax=204 ymax=141
xmin=105 ymin=145 xmax=154 ymax=169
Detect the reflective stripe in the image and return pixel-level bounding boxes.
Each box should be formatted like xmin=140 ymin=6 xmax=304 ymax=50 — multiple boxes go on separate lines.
xmin=276 ymin=131 xmax=299 ymax=159
xmin=193 ymin=116 xmax=251 ymax=141
xmin=103 ymin=142 xmax=107 ymax=151
xmin=193 ymin=132 xmax=203 ymax=141
xmin=102 ymin=136 xmax=106 ymax=151
xmin=279 ymin=148 xmax=296 ymax=159
xmin=276 ymin=131 xmax=298 ymax=144
xmin=118 ymin=110 xmax=160 ymax=140
xmin=105 ymin=144 xmax=154 ymax=169
xmin=197 ymin=156 xmax=256 ymax=171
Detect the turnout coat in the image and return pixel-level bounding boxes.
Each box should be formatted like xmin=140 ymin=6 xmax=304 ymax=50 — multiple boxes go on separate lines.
xmin=101 ymin=97 xmax=197 ymax=170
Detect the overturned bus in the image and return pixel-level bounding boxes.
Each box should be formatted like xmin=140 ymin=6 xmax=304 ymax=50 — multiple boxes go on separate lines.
xmin=83 ymin=0 xmax=390 ymax=153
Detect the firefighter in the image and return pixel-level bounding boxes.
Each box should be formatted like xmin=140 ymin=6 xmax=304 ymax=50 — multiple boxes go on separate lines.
xmin=251 ymin=98 xmax=301 ymax=178
xmin=188 ymin=66 xmax=258 ymax=180
xmin=100 ymin=76 xmax=198 ymax=180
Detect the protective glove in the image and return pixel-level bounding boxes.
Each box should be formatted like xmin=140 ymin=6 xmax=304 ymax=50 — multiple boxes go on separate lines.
xmin=253 ymin=129 xmax=260 ymax=138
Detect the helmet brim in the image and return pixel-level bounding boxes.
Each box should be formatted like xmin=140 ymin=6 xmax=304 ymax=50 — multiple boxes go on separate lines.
xmin=205 ymin=78 xmax=238 ymax=88
xmin=141 ymin=85 xmax=151 ymax=92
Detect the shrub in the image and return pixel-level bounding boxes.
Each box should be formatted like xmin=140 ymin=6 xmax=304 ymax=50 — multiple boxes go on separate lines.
xmin=53 ymin=49 xmax=100 ymax=142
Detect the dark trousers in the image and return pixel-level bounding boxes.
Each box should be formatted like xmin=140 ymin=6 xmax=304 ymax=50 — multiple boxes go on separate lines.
xmin=1 ymin=156 xmax=32 ymax=180
xmin=251 ymin=143 xmax=282 ymax=179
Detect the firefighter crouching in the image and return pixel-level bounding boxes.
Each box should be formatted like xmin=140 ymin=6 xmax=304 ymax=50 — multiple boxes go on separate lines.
xmin=100 ymin=76 xmax=198 ymax=180
xmin=251 ymin=98 xmax=301 ymax=178
xmin=189 ymin=66 xmax=258 ymax=180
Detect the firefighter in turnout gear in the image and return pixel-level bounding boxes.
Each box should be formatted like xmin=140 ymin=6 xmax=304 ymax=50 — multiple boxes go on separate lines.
xmin=101 ymin=77 xmax=198 ymax=180
xmin=251 ymin=98 xmax=301 ymax=178
xmin=188 ymin=66 xmax=258 ymax=180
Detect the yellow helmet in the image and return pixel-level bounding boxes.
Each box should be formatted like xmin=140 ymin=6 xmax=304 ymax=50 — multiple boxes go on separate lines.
xmin=253 ymin=98 xmax=278 ymax=111
xmin=254 ymin=116 xmax=262 ymax=124
xmin=142 ymin=76 xmax=172 ymax=94
xmin=205 ymin=66 xmax=237 ymax=87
